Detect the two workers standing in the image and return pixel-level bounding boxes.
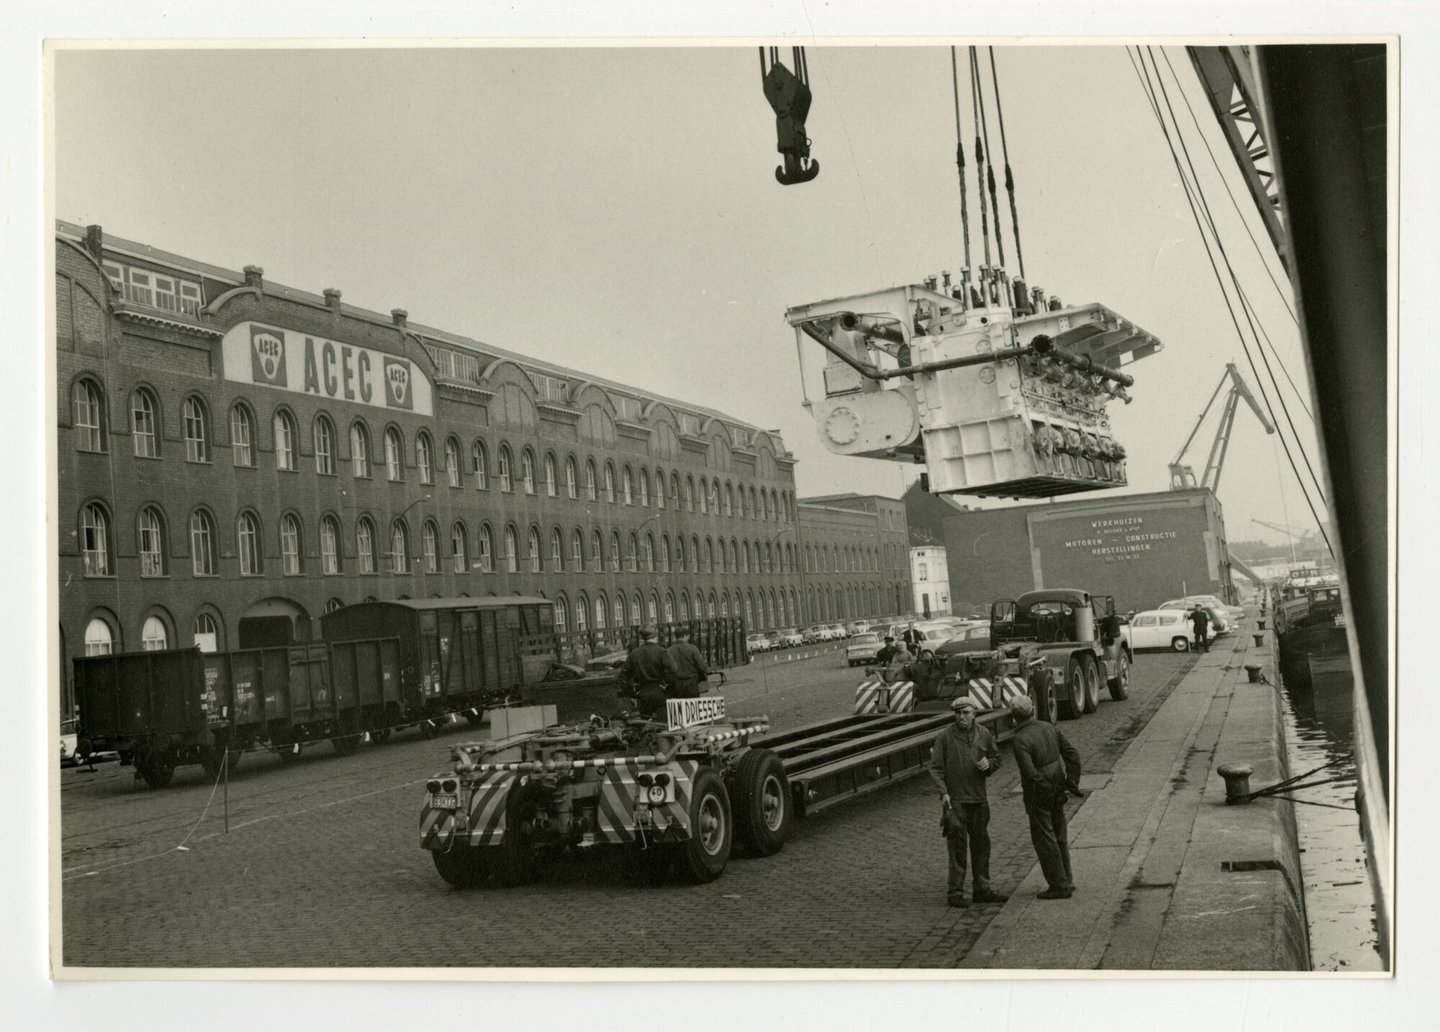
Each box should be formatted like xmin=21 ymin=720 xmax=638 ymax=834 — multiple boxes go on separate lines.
xmin=622 ymin=626 xmax=710 ymax=720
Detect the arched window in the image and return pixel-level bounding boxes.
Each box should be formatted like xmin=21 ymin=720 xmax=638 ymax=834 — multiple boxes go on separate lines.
xmin=190 ymin=510 xmax=216 ymax=576
xmin=604 ymin=462 xmax=616 ymax=503
xmin=357 ymin=517 xmax=377 ymax=574
xmin=544 ymin=453 xmax=558 ymax=496
xmin=472 ymin=440 xmax=489 ymax=489
xmin=742 ymin=541 xmax=751 ymax=574
xmin=137 ymin=506 xmax=165 ymax=577
xmin=422 ymin=520 xmax=440 ymax=573
xmin=504 ymin=525 xmax=519 ymax=572
xmin=661 ymin=534 xmax=672 ymax=573
xmin=84 ymin=616 xmax=115 ymax=656
xmin=477 ymin=523 xmax=494 ymax=572
xmin=184 ymin=397 xmax=210 ymax=462
xmin=685 ymin=476 xmax=696 ymax=512
xmin=679 ymin=592 xmax=690 ymax=621
xmin=664 ymin=593 xmax=675 ymax=623
xmin=705 ymin=538 xmax=715 ymax=573
xmin=73 ymin=380 xmax=106 ymax=452
xmin=690 ymin=536 xmax=701 ymax=573
xmin=677 ymin=536 xmax=688 ymax=573
xmin=571 ymin=529 xmax=584 ymax=571
xmin=565 ymin=457 xmax=578 ymax=499
xmin=385 ymin=427 xmax=405 ymax=481
xmin=643 ymin=534 xmax=655 ymax=573
xmin=615 ymin=595 xmax=627 ymax=628
xmin=416 ymin=432 xmax=435 ymax=484
xmin=314 ymin=415 xmax=335 ymax=475
xmin=550 ymin=527 xmax=565 ymax=571
xmin=497 ymin=444 xmax=513 ymax=491
xmin=350 ymin=421 xmax=370 ymax=477
xmin=720 ymin=593 xmax=730 ymax=618
xmin=575 ymin=593 xmax=589 ymax=633
xmin=193 ymin=612 xmax=220 ymax=653
xmin=390 ymin=520 xmax=410 ymax=574
xmin=451 ymin=522 xmax=469 ymax=573
xmin=554 ymin=595 xmax=569 ymax=634
xmin=654 ymin=470 xmax=666 ymax=509
xmin=594 ymin=593 xmax=608 ymax=630
xmin=707 ymin=592 xmax=718 ymax=618
xmin=521 ymin=448 xmax=536 ymax=494
xmin=627 ymin=532 xmax=639 ymax=572
xmin=622 ymin=466 xmax=634 ymax=505
xmin=280 ymin=513 xmax=302 ymax=574
xmin=237 ymin=512 xmax=261 ymax=575
xmin=272 ymin=409 xmax=296 ymax=470
xmin=527 ymin=526 xmax=542 ymax=573
xmin=638 ymin=469 xmax=650 ymax=507
xmin=445 ymin=437 xmax=463 ymax=487
xmin=131 ymin=389 xmax=159 ymax=458
xmin=725 ymin=484 xmax=735 ymax=517
xmin=231 ymin=404 xmax=255 ymax=467
xmin=321 ymin=515 xmax=341 ymax=574
xmin=609 ymin=531 xmax=621 ymax=572
xmin=670 ymin=472 xmax=681 ymax=509
xmin=745 ymin=594 xmax=755 ymax=629
xmin=141 ymin=615 xmax=169 ymax=651
xmin=586 ymin=460 xmax=598 ymax=501
xmin=591 ymin=530 xmax=604 ymax=573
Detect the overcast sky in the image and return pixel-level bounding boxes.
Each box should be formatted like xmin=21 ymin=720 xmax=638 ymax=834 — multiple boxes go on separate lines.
xmin=53 ymin=42 xmax=1331 ymax=551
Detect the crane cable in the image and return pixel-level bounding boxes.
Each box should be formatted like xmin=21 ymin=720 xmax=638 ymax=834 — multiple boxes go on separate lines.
xmin=971 ymin=47 xmax=1007 ymax=271
xmin=950 ymin=47 xmax=973 ymax=274
xmin=968 ymin=47 xmax=992 ymax=271
xmin=988 ymin=46 xmax=1026 ymax=280
xmin=1127 ymin=46 xmax=1331 ymax=556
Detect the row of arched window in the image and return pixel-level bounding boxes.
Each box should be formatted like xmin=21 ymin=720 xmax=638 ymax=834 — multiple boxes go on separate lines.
xmin=76 ymin=501 xmax=805 ymax=581
xmin=551 ymin=585 xmax=801 ymax=636
xmin=70 ymin=377 xmax=795 ymax=521
xmin=802 ymin=540 xmax=907 ymax=573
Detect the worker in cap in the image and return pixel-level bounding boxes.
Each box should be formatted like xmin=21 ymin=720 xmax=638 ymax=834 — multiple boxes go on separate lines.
xmin=623 ymin=626 xmax=679 ymax=719
xmin=876 ymin=634 xmax=899 ymax=667
xmin=928 ymin=692 xmax=1005 ymax=908
xmin=666 ymin=626 xmax=710 ymax=699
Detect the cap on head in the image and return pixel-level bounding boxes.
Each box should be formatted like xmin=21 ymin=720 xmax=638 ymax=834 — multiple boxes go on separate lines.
xmin=639 ymin=626 xmax=658 ymax=640
xmin=884 ymin=635 xmax=895 ymax=642
xmin=1008 ymin=695 xmax=1036 ymax=720
xmin=950 ymin=696 xmax=978 ymax=712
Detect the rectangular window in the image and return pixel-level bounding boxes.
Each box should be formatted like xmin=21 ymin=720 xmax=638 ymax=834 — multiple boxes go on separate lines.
xmin=184 ymin=408 xmax=207 ymax=462
xmin=614 ymin=396 xmax=644 ymax=421
xmin=191 ymin=519 xmax=214 ymax=576
xmin=178 ymin=282 xmax=202 ymax=316
xmin=529 ymin=373 xmax=570 ymax=403
xmin=153 ymin=275 xmax=179 ymax=313
xmin=423 ymin=345 xmax=481 ymax=382
xmin=124 ymin=269 xmax=154 ymax=307
xmin=74 ymin=386 xmax=103 ymax=452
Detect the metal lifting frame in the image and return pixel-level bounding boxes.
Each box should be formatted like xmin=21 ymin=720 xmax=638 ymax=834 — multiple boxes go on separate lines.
xmin=1169 ymin=361 xmax=1275 ymax=492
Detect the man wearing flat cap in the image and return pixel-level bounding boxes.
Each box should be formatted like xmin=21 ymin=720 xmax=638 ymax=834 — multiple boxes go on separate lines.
xmin=928 ymin=695 xmax=1007 ymax=907
xmin=623 ymin=626 xmax=679 ymax=720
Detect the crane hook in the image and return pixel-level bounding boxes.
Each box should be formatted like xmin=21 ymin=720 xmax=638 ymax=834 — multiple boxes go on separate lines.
xmin=760 ymin=46 xmax=820 ymax=185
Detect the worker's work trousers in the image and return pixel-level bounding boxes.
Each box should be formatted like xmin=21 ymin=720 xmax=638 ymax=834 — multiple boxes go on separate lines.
xmin=1026 ymin=797 xmax=1074 ymax=892
xmin=671 ymin=677 xmax=700 ymax=699
xmin=945 ymin=801 xmax=992 ymax=901
xmin=1193 ymin=628 xmax=1209 ymax=652
xmin=636 ymin=685 xmax=668 ymax=719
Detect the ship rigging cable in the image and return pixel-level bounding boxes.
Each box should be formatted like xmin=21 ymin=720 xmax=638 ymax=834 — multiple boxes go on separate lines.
xmin=1127 ymin=46 xmax=1331 ymax=556
xmin=968 ymin=48 xmax=993 ymax=271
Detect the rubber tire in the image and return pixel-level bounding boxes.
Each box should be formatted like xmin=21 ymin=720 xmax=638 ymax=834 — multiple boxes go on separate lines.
xmin=1171 ymin=636 xmax=1190 ymax=653
xmin=675 ymin=767 xmax=732 ymax=883
xmin=1108 ymin=649 xmax=1130 ymax=701
xmin=1028 ymin=667 xmax=1058 ymax=725
xmin=1081 ymin=656 xmax=1101 ymax=714
xmin=488 ymin=783 xmax=541 ymax=887
xmin=731 ymin=748 xmax=792 ymax=858
xmin=1058 ymin=658 xmax=1083 ymax=721
xmin=137 ymin=748 xmax=176 ymax=789
xmin=431 ymin=843 xmax=486 ymax=889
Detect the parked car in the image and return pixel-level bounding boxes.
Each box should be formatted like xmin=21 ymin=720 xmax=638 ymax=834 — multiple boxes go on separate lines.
xmin=845 ymin=620 xmax=871 ymax=636
xmin=845 ymin=632 xmax=883 ymax=668
xmin=746 ymin=633 xmax=772 ymax=654
xmin=777 ymin=628 xmax=804 ymax=648
xmin=1160 ymin=595 xmax=1244 ymax=623
xmin=1127 ymin=609 xmax=1196 ymax=651
xmin=936 ymin=624 xmax=992 ymax=656
xmin=60 ymin=717 xmax=79 ymax=768
xmin=765 ymin=630 xmax=784 ymax=649
xmin=801 ymin=625 xmax=826 ymax=644
xmin=828 ymin=623 xmax=850 ymax=640
xmin=1159 ymin=600 xmax=1230 ymax=635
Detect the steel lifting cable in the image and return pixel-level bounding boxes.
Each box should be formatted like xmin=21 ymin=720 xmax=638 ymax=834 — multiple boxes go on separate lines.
xmin=950 ymin=47 xmax=973 ymax=274
xmin=968 ymin=47 xmax=992 ymax=271
xmin=971 ymin=46 xmax=1006 ymax=271
xmin=988 ymin=46 xmax=1025 ymax=280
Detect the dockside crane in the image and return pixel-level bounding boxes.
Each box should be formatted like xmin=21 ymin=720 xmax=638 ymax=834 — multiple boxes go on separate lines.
xmin=1169 ymin=361 xmax=1275 ymax=492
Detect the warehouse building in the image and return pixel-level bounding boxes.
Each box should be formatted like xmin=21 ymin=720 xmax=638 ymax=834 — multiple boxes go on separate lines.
xmin=795 ymin=494 xmax=913 ymax=622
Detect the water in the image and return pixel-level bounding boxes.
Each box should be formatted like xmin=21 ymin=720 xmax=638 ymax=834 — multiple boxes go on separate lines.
xmin=1280 ymin=671 xmax=1385 ymax=971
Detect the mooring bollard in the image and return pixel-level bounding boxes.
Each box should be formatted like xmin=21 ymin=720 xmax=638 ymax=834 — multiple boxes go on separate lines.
xmin=1252 ymin=632 xmax=1265 ymax=647
xmin=1217 ymin=763 xmax=1255 ymax=805
xmin=1245 ymin=664 xmax=1264 ymax=684
xmin=1257 ymin=617 xmax=1267 ymax=630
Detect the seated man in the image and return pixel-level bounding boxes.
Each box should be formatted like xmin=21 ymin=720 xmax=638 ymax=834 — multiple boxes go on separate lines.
xmin=881 ymin=642 xmax=915 ymax=684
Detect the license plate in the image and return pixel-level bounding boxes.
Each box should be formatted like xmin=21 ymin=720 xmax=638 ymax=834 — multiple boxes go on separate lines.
xmin=429 ymin=793 xmax=459 ymax=810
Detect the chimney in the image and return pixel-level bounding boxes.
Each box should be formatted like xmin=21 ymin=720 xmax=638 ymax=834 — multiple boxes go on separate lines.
xmin=391 ymin=308 xmax=408 ymax=329
xmin=243 ymin=265 xmax=264 ymax=288
xmin=84 ymin=225 xmax=104 ymax=261
xmin=323 ymin=288 xmax=342 ymax=310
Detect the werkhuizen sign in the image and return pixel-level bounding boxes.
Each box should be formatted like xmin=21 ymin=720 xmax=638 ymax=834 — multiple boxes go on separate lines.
xmin=1060 ymin=515 xmax=1180 ymax=562
xmin=221 ymin=322 xmax=434 ymax=416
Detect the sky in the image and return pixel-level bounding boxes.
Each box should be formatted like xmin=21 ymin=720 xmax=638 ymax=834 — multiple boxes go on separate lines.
xmin=51 ymin=42 xmax=1329 ymax=553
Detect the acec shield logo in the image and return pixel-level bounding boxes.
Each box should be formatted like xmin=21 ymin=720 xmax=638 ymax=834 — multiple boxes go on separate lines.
xmin=383 ymin=358 xmax=413 ymax=410
xmin=249 ymin=327 xmax=287 ymax=386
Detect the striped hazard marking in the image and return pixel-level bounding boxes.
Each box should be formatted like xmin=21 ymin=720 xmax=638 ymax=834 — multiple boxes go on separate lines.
xmin=418 ymin=770 xmax=516 ymax=849
xmin=595 ymin=760 xmax=699 ymax=845
xmin=854 ymin=680 xmax=916 ymax=715
xmin=965 ymin=676 xmax=1030 ymax=710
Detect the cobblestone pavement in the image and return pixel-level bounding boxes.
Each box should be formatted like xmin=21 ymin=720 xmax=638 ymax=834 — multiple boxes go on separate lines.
xmin=59 ymin=644 xmax=1197 ymax=969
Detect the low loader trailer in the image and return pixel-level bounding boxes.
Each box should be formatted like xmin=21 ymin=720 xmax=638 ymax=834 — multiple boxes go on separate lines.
xmin=418 ymin=657 xmax=1055 ymax=887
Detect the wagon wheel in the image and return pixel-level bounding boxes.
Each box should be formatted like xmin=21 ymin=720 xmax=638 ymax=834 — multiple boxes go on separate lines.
xmin=136 ymin=747 xmax=176 ymax=789
xmin=331 ymin=733 xmax=364 ymax=757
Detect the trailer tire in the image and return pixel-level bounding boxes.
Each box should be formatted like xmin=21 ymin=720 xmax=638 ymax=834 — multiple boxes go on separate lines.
xmin=488 ymin=783 xmax=542 ymax=887
xmin=1058 ymin=659 xmax=1083 ymax=720
xmin=1028 ymin=668 xmax=1058 ymax=725
xmin=431 ymin=844 xmax=486 ymax=889
xmin=1081 ymin=656 xmax=1101 ymax=714
xmin=676 ymin=767 xmax=732 ymax=883
xmin=136 ymin=748 xmax=176 ymax=789
xmin=1108 ymin=649 xmax=1130 ymax=701
xmin=731 ymin=749 xmax=792 ymax=858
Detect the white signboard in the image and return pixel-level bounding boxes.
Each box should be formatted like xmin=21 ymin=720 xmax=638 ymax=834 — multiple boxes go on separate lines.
xmin=666 ymin=695 xmax=726 ymax=731
xmin=221 ymin=321 xmax=434 ymax=416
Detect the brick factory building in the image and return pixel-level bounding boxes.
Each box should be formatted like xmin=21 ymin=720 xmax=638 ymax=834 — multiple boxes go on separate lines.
xmin=55 ymin=223 xmax=909 ymax=709
xmin=795 ymin=494 xmax=913 ymax=622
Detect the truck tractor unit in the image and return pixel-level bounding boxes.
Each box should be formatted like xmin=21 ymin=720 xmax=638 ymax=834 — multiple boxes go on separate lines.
xmin=989 ymin=589 xmax=1132 ymax=720
xmin=420 ymin=697 xmax=789 ymax=888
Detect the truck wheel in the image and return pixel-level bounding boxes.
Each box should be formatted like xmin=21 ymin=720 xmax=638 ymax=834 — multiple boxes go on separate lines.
xmin=1028 ymin=668 xmax=1058 ymax=725
xmin=1108 ymin=650 xmax=1131 ymax=701
xmin=431 ymin=844 xmax=486 ymax=889
xmin=676 ymin=767 xmax=732 ymax=883
xmin=1171 ymin=636 xmax=1190 ymax=653
xmin=489 ymin=783 xmax=542 ymax=887
xmin=731 ymin=749 xmax=792 ymax=857
xmin=1058 ymin=659 xmax=1083 ymax=720
xmin=136 ymin=748 xmax=176 ymax=789
xmin=1081 ymin=656 xmax=1101 ymax=714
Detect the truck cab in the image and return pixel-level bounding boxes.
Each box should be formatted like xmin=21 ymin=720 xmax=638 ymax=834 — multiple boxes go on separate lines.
xmin=989 ymin=589 xmax=1132 ymax=720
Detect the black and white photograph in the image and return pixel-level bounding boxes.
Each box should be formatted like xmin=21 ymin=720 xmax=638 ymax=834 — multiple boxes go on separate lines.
xmin=8 ymin=0 xmax=1435 ymax=1025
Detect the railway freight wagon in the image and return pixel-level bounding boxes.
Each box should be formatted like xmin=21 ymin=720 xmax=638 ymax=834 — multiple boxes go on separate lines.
xmin=72 ymin=638 xmax=400 ymax=788
xmin=319 ymin=597 xmax=556 ymax=730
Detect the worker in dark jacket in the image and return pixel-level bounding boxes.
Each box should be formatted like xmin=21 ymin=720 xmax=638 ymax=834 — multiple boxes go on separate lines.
xmin=928 ymin=696 xmax=1007 ymax=907
xmin=623 ymin=626 xmax=679 ymax=719
xmin=1008 ymin=694 xmax=1083 ymax=899
xmin=1189 ymin=604 xmax=1211 ymax=652
xmin=666 ymin=627 xmax=709 ymax=699
xmin=875 ymin=635 xmax=899 ymax=666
